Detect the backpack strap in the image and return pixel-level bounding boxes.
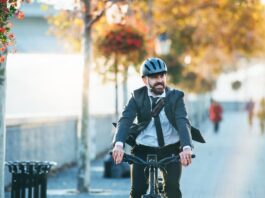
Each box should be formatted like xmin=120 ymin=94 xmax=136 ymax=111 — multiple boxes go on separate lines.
xmin=151 ymin=98 xmax=165 ymax=117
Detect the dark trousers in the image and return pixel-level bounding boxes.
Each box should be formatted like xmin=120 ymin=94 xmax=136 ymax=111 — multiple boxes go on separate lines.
xmin=130 ymin=143 xmax=182 ymax=198
xmin=214 ymin=122 xmax=220 ymax=133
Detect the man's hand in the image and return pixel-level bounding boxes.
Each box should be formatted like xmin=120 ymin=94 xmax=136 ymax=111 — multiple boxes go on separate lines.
xmin=179 ymin=147 xmax=193 ymax=167
xmin=112 ymin=144 xmax=124 ymax=164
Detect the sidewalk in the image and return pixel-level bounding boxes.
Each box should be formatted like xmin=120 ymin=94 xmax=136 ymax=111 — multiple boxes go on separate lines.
xmin=47 ymin=156 xmax=131 ymax=198
xmin=4 ymin=155 xmax=131 ymax=198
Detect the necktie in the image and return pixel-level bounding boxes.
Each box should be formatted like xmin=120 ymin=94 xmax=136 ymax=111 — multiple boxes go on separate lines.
xmin=151 ymin=97 xmax=165 ymax=147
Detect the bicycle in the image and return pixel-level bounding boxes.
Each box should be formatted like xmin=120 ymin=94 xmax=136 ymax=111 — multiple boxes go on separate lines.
xmin=110 ymin=152 xmax=195 ymax=198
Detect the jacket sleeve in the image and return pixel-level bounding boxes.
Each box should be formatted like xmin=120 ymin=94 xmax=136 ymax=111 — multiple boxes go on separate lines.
xmin=112 ymin=95 xmax=138 ymax=145
xmin=174 ymin=92 xmax=193 ymax=148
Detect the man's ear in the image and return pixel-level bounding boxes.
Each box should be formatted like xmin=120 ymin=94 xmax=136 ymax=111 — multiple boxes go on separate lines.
xmin=142 ymin=76 xmax=148 ymax=85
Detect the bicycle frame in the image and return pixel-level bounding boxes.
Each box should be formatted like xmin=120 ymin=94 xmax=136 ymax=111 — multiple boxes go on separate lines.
xmin=144 ymin=154 xmax=161 ymax=197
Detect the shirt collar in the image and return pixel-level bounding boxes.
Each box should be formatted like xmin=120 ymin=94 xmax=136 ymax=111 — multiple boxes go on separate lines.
xmin=147 ymin=88 xmax=166 ymax=98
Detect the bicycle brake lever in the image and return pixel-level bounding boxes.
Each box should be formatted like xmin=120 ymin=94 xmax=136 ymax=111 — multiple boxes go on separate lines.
xmin=123 ymin=154 xmax=133 ymax=164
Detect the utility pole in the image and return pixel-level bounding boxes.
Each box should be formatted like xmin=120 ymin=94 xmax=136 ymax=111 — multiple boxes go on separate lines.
xmin=77 ymin=0 xmax=92 ymax=192
xmin=0 ymin=50 xmax=7 ymax=198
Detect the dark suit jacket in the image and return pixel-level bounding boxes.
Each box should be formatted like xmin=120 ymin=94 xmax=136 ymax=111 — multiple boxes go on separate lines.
xmin=113 ymin=86 xmax=195 ymax=148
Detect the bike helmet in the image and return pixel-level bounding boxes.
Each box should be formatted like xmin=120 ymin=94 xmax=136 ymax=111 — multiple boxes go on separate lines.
xmin=140 ymin=57 xmax=167 ymax=77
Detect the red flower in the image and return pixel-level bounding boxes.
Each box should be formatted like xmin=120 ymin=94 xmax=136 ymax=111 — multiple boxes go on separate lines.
xmin=126 ymin=38 xmax=133 ymax=45
xmin=0 ymin=28 xmax=6 ymax=33
xmin=8 ymin=33 xmax=14 ymax=39
xmin=98 ymin=25 xmax=144 ymax=55
xmin=0 ymin=56 xmax=5 ymax=63
xmin=15 ymin=11 xmax=25 ymax=20
xmin=116 ymin=35 xmax=122 ymax=42
xmin=0 ymin=46 xmax=6 ymax=52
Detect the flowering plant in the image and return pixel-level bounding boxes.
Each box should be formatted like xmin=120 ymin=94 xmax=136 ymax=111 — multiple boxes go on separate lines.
xmin=97 ymin=24 xmax=144 ymax=56
xmin=0 ymin=0 xmax=26 ymax=63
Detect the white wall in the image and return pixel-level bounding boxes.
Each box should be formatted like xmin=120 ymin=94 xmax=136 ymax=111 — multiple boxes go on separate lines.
xmin=212 ymin=63 xmax=265 ymax=102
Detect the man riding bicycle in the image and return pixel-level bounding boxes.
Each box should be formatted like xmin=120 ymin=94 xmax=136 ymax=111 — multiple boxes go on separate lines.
xmin=112 ymin=57 xmax=194 ymax=198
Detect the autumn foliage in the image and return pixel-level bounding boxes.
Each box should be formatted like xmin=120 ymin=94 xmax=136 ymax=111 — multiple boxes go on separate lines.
xmin=0 ymin=0 xmax=26 ymax=63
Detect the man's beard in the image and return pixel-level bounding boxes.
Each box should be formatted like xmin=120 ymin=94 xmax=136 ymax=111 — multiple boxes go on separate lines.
xmin=149 ymin=82 xmax=165 ymax=95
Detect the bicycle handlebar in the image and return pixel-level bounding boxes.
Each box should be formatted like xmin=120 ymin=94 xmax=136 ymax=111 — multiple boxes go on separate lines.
xmin=109 ymin=151 xmax=195 ymax=167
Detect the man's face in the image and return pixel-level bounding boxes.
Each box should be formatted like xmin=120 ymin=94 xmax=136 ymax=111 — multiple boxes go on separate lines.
xmin=143 ymin=73 xmax=167 ymax=95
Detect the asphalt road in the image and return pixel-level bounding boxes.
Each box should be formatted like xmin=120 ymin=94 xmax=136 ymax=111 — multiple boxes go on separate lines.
xmin=181 ymin=112 xmax=265 ymax=198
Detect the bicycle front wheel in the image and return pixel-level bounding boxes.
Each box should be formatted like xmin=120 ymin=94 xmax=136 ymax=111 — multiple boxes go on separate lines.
xmin=142 ymin=194 xmax=162 ymax=198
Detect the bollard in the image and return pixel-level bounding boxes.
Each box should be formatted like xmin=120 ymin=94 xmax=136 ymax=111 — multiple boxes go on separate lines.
xmin=5 ymin=161 xmax=56 ymax=198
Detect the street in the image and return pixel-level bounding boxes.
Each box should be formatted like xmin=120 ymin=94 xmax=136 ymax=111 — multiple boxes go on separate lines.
xmin=182 ymin=111 xmax=265 ymax=198
xmin=49 ymin=111 xmax=265 ymax=198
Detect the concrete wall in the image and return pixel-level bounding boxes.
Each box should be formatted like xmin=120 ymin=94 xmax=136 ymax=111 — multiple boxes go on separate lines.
xmin=220 ymin=101 xmax=246 ymax=112
xmin=6 ymin=116 xmax=78 ymax=166
xmin=186 ymin=94 xmax=211 ymax=128
xmin=4 ymin=114 xmax=114 ymax=186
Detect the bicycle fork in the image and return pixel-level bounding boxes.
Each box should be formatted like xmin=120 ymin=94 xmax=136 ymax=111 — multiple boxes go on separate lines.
xmin=143 ymin=154 xmax=162 ymax=198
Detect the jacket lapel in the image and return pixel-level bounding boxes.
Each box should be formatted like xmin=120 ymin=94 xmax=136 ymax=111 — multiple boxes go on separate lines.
xmin=164 ymin=87 xmax=172 ymax=123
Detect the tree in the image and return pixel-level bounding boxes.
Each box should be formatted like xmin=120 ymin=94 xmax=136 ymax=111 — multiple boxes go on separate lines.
xmin=44 ymin=0 xmax=132 ymax=192
xmin=95 ymin=24 xmax=146 ymax=120
xmin=47 ymin=1 xmax=265 ymax=93
xmin=0 ymin=0 xmax=26 ymax=196
xmin=130 ymin=0 xmax=265 ymax=93
xmin=0 ymin=48 xmax=7 ymax=198
xmin=47 ymin=1 xmax=146 ymax=109
xmin=77 ymin=0 xmax=115 ymax=192
xmin=0 ymin=0 xmax=25 ymax=62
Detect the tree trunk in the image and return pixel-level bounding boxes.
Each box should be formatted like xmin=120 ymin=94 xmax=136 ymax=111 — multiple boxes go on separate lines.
xmin=147 ymin=0 xmax=154 ymax=56
xmin=77 ymin=0 xmax=92 ymax=192
xmin=0 ymin=50 xmax=7 ymax=198
xmin=114 ymin=56 xmax=119 ymax=121
xmin=122 ymin=67 xmax=128 ymax=107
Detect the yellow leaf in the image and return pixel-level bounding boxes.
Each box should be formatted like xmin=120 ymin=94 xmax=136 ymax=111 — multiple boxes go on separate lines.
xmin=40 ymin=4 xmax=49 ymax=12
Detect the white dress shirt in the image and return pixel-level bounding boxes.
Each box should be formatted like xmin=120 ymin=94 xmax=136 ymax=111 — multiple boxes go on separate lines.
xmin=135 ymin=89 xmax=179 ymax=147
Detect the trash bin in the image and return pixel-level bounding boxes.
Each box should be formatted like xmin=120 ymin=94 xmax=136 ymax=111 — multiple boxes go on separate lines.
xmin=103 ymin=154 xmax=130 ymax=178
xmin=5 ymin=161 xmax=56 ymax=198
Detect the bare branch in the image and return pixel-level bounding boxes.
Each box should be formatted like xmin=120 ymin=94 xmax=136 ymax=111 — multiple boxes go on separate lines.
xmin=85 ymin=0 xmax=128 ymax=28
xmin=85 ymin=0 xmax=108 ymax=28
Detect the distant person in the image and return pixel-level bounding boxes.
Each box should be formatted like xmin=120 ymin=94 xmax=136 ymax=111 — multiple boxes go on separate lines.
xmin=245 ymin=99 xmax=255 ymax=127
xmin=209 ymin=99 xmax=223 ymax=133
xmin=257 ymin=98 xmax=265 ymax=134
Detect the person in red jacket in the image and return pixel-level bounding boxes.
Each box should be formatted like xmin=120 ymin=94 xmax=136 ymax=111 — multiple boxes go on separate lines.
xmin=209 ymin=99 xmax=223 ymax=133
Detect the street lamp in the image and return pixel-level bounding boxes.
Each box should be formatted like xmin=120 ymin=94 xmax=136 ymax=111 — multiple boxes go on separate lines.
xmin=184 ymin=55 xmax=191 ymax=65
xmin=155 ymin=33 xmax=171 ymax=55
